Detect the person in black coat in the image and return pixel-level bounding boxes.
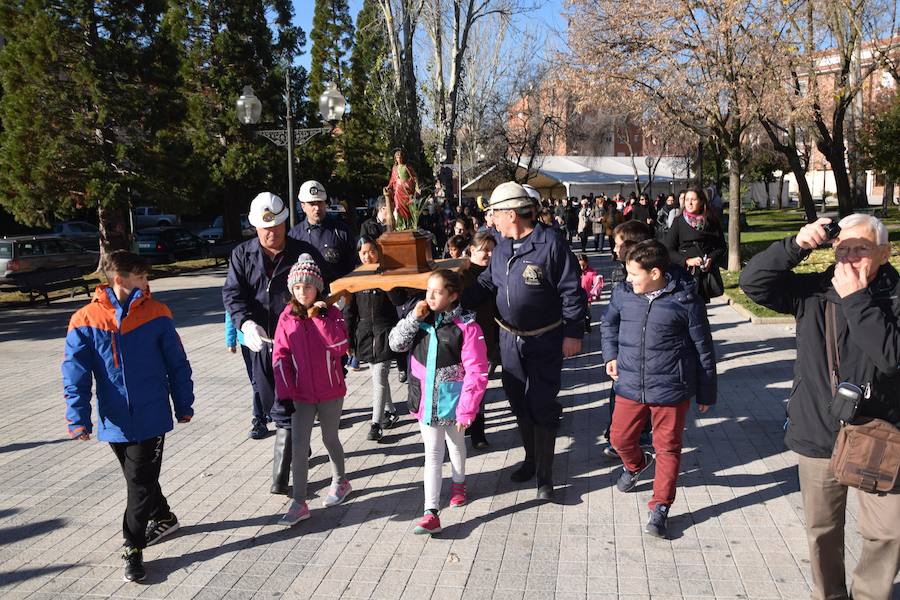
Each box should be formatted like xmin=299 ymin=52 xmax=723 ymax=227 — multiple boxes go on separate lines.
xmin=344 ymin=237 xmax=408 ymax=441
xmin=663 ymin=187 xmax=726 ymax=303
xmin=360 ymin=197 xmax=389 ymax=241
xmin=739 ymin=215 xmax=900 ymax=600
xmin=630 ymin=194 xmax=657 ymax=234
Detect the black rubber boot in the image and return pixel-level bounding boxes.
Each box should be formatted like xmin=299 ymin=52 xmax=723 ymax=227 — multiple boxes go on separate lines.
xmin=469 ymin=412 xmax=489 ymax=449
xmin=534 ymin=425 xmax=557 ymax=501
xmin=270 ymin=427 xmax=292 ymax=495
xmin=510 ymin=417 xmax=536 ymax=482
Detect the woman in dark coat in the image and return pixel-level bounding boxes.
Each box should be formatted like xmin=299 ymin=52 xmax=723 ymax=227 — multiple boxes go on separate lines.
xmin=630 ymin=194 xmax=657 ymax=234
xmin=664 ymin=187 xmax=726 ymax=303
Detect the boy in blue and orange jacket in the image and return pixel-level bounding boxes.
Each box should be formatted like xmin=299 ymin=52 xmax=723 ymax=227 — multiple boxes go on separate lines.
xmin=62 ymin=251 xmax=194 ymax=583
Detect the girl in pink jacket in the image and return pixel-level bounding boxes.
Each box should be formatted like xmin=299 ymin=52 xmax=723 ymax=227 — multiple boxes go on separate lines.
xmin=388 ymin=269 xmax=489 ymax=535
xmin=273 ymin=254 xmax=351 ymax=527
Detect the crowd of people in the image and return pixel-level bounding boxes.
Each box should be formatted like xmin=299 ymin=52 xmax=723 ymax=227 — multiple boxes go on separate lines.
xmin=61 ymin=177 xmax=898 ymax=599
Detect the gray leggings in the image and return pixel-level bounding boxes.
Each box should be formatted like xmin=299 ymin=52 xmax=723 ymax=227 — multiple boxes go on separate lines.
xmin=370 ymin=361 xmax=395 ymax=423
xmin=291 ymin=398 xmax=345 ymax=502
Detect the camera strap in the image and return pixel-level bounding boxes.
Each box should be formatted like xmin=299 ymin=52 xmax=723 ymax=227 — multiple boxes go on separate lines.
xmin=825 ymin=302 xmax=840 ymax=396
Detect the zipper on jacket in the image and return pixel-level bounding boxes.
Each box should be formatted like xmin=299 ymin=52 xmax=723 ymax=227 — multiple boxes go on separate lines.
xmin=506 ymin=254 xmax=516 ymax=310
xmin=111 ymin=334 xmax=119 ymax=369
xmin=639 ymin=298 xmax=655 ymax=403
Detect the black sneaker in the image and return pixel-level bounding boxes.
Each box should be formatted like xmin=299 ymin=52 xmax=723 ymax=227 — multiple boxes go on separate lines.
xmin=616 ymin=451 xmax=655 ymax=493
xmin=367 ymin=423 xmax=383 ymax=441
xmin=145 ymin=513 xmax=179 ymax=547
xmin=645 ymin=503 xmax=669 ymax=538
xmin=249 ymin=418 xmax=268 ymax=440
xmin=382 ymin=411 xmax=400 ymax=429
xmin=122 ymin=545 xmax=145 ymax=582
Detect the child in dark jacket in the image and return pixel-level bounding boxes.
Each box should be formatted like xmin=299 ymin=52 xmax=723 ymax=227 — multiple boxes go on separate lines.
xmin=389 ymin=269 xmax=489 ymax=535
xmin=273 ymin=254 xmax=352 ymax=527
xmin=601 ymin=240 xmax=717 ymax=539
xmin=62 ymin=251 xmax=194 ymax=583
xmin=344 ymin=237 xmax=406 ymax=441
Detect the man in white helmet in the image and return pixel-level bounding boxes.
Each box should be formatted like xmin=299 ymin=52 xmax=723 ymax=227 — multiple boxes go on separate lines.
xmin=463 ymin=181 xmax=586 ymax=501
xmin=288 ymin=180 xmax=356 ymax=282
xmin=223 ymin=192 xmax=324 ymax=491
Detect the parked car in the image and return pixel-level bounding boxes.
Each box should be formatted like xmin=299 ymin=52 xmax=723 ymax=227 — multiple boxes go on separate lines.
xmin=51 ymin=221 xmax=100 ymax=249
xmin=198 ymin=215 xmax=255 ymax=242
xmin=0 ymin=235 xmax=99 ymax=286
xmin=135 ymin=227 xmax=208 ymax=263
xmin=132 ymin=206 xmax=180 ymax=229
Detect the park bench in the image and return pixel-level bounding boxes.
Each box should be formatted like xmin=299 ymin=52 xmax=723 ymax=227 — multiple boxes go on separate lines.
xmin=10 ymin=266 xmax=91 ymax=306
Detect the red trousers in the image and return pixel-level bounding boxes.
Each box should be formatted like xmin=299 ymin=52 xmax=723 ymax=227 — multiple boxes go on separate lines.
xmin=610 ymin=395 xmax=690 ymax=510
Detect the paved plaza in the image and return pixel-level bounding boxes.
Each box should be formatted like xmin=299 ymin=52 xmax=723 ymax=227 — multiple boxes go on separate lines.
xmin=0 ymin=253 xmax=894 ymax=599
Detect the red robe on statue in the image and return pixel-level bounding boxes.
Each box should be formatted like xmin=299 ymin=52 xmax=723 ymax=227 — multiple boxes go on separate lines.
xmin=385 ymin=163 xmax=417 ymax=219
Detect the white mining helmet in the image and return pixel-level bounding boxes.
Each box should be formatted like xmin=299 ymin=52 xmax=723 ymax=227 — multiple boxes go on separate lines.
xmin=248 ymin=192 xmax=288 ymax=228
xmin=486 ymin=181 xmax=537 ymax=211
xmin=522 ymin=184 xmax=541 ymax=206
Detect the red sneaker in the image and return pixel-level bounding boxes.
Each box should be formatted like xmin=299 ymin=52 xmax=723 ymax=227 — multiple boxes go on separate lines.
xmin=449 ymin=482 xmax=466 ymax=507
xmin=413 ymin=512 xmax=442 ymax=535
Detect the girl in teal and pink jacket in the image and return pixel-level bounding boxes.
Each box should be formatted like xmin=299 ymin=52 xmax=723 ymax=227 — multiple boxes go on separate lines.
xmin=273 ymin=254 xmax=351 ymax=527
xmin=389 ymin=269 xmax=489 ymax=535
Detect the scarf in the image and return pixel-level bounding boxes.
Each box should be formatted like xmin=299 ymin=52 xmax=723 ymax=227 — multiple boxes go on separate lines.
xmin=684 ymin=210 xmax=706 ymax=231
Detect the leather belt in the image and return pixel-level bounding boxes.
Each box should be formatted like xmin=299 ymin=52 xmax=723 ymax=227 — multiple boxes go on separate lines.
xmin=495 ymin=317 xmax=562 ymax=337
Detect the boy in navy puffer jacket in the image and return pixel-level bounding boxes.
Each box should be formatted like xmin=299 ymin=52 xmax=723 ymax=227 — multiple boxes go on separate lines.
xmin=601 ymin=240 xmax=716 ymax=538
xmin=62 ymin=251 xmax=194 ymax=582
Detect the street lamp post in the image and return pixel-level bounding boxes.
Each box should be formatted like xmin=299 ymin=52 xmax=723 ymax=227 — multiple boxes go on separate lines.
xmin=236 ymin=76 xmax=346 ymax=228
xmin=645 ymin=155 xmax=654 ymax=198
xmin=437 ymin=144 xmax=486 ymax=213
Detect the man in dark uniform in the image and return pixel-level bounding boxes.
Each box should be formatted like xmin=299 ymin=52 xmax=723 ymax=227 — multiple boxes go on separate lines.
xmin=223 ymin=192 xmax=324 ymax=492
xmin=288 ymin=180 xmax=356 ymax=283
xmin=464 ymin=181 xmax=586 ymax=501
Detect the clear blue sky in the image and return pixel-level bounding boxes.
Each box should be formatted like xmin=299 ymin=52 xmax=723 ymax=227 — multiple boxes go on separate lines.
xmin=291 ymin=0 xmax=565 ymax=70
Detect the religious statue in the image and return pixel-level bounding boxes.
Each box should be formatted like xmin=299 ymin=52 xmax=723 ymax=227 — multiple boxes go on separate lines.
xmin=383 ymin=148 xmax=418 ymax=220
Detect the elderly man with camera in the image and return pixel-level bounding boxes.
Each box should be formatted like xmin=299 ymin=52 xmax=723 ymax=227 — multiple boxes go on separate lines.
xmin=740 ymin=214 xmax=900 ymax=600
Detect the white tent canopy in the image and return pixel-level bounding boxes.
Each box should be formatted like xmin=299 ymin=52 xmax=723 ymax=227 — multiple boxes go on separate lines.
xmin=519 ymin=155 xmax=691 ymax=198
xmin=461 ymin=155 xmax=693 ymax=200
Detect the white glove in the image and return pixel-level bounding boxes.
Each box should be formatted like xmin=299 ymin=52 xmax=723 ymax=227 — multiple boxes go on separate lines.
xmin=241 ymin=320 xmax=266 ymax=352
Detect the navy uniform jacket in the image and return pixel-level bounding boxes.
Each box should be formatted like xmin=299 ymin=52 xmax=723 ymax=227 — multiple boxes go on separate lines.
xmin=468 ymin=222 xmax=587 ymax=339
xmin=222 ymin=237 xmax=322 ymax=338
xmin=288 ymin=217 xmax=356 ymax=282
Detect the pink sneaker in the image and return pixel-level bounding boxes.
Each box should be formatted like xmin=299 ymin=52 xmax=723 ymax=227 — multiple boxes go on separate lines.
xmin=323 ymin=479 xmax=352 ymax=507
xmin=413 ymin=512 xmax=442 ymax=535
xmin=278 ymin=500 xmax=310 ymax=527
xmin=449 ymin=482 xmax=466 ymax=507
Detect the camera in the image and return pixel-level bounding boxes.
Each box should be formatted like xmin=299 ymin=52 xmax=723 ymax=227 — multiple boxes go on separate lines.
xmin=822 ymin=221 xmax=841 ymax=245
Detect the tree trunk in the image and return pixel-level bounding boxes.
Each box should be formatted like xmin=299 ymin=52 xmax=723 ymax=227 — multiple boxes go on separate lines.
xmin=785 ymin=153 xmax=817 ymax=221
xmin=883 ymin=173 xmax=895 ymax=215
xmin=830 ymin=143 xmax=855 ymax=217
xmin=777 ymin=173 xmax=785 ymax=210
xmin=727 ymin=148 xmax=741 ymax=272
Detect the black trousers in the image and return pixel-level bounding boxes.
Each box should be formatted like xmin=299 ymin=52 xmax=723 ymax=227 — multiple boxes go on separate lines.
xmin=499 ymin=328 xmax=564 ymax=429
xmin=240 ymin=345 xmax=261 ymax=417
xmin=579 ymin=231 xmax=590 ymax=252
xmin=251 ymin=343 xmax=288 ymax=427
xmin=110 ymin=435 xmax=170 ymax=549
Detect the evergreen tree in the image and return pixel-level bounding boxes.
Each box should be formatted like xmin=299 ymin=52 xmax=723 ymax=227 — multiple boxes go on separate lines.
xmin=0 ymin=0 xmax=189 ymax=250
xmin=300 ymin=0 xmax=354 ymax=190
xmin=177 ymin=0 xmax=304 ymax=234
xmin=336 ymin=0 xmax=391 ymax=201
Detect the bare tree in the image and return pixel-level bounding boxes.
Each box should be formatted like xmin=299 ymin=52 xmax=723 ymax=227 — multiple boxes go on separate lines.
xmin=420 ymin=0 xmax=538 ymax=203
xmin=567 ymin=0 xmax=764 ymax=271
xmin=377 ymin=0 xmax=428 ymax=172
